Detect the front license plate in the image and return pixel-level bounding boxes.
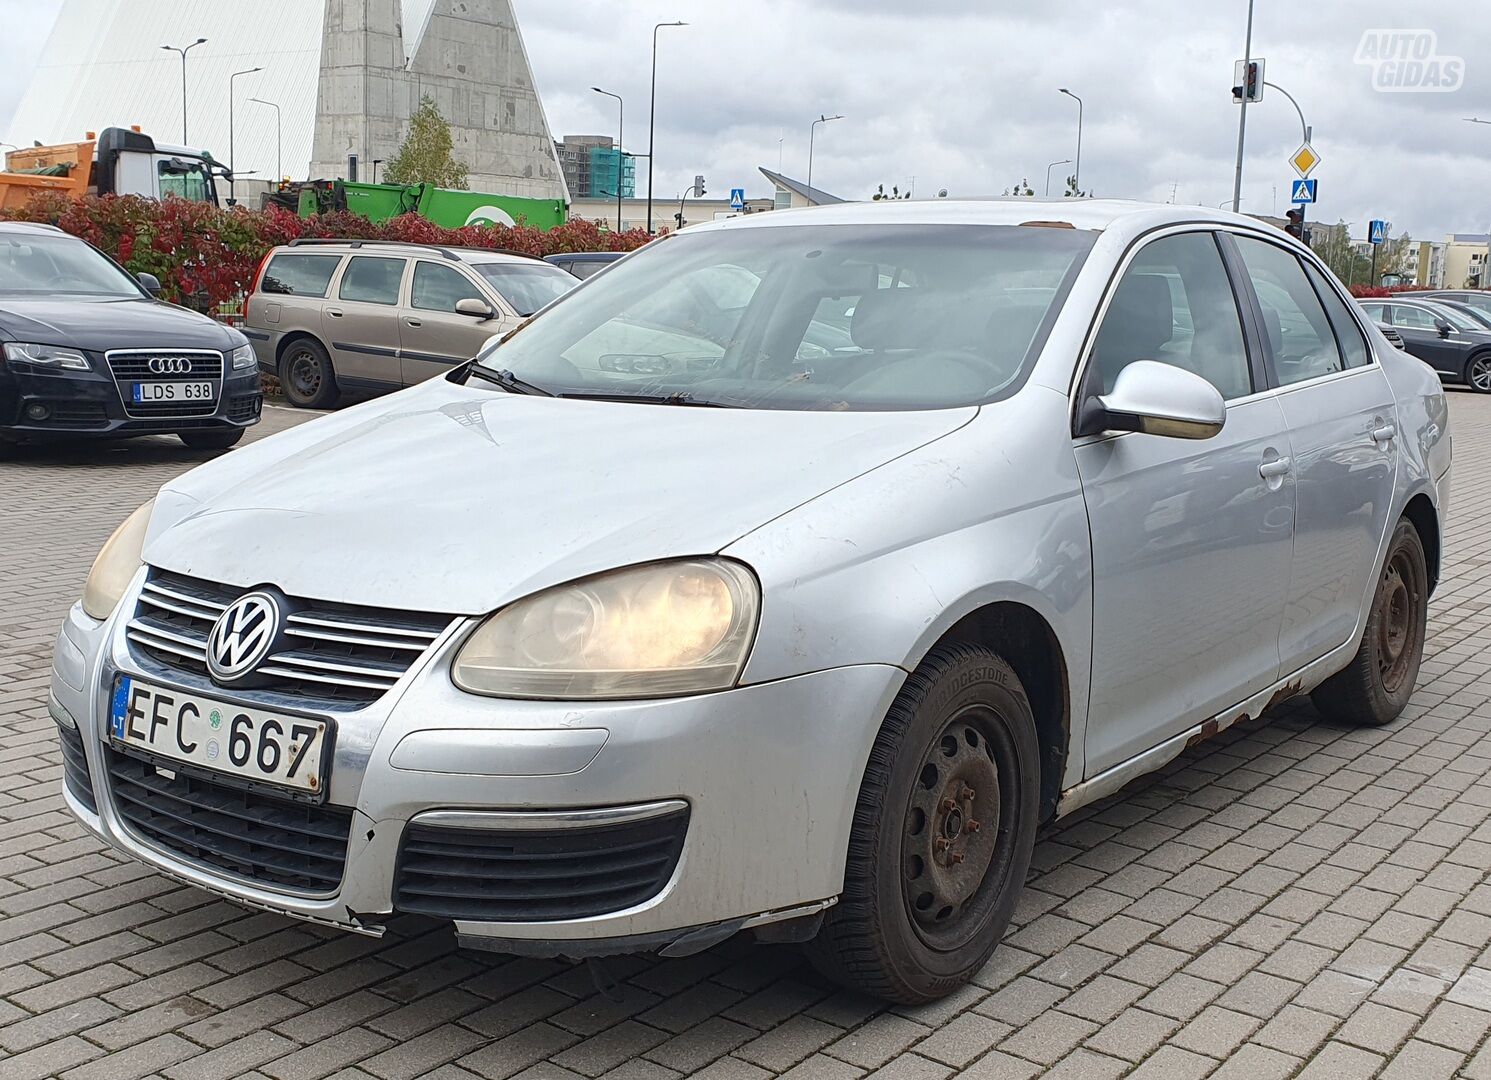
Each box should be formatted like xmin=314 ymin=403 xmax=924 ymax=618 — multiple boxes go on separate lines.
xmin=131 ymin=381 xmax=213 ymax=403
xmin=110 ymin=677 xmax=330 ymax=795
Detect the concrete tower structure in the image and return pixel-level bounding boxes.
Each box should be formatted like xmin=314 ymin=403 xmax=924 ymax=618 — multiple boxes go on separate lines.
xmin=311 ymin=0 xmax=567 ymax=199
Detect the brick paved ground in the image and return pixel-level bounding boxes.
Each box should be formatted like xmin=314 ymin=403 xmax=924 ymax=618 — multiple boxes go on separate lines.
xmin=3 ymin=394 xmax=1491 ymax=1079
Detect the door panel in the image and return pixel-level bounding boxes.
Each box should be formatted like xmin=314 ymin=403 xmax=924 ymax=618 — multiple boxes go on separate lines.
xmin=400 ymin=261 xmax=511 ymax=385
xmin=1076 ymin=398 xmax=1295 ymax=773
xmin=326 ymin=256 xmax=406 ymax=388
xmin=1389 ymin=305 xmax=1459 ymax=374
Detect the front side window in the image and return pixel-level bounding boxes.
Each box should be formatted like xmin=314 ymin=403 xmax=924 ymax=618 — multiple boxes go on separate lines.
xmin=412 ymin=262 xmax=484 ymax=312
xmin=476 ymin=223 xmax=1096 ymax=410
xmin=0 ymin=233 xmax=142 ymax=298
xmin=1392 ymin=305 xmax=1439 ymax=331
xmin=338 ymin=257 xmax=405 ymax=305
xmin=1088 ymin=231 xmax=1252 ymax=401
xmin=1234 ymin=236 xmax=1342 ymax=386
xmin=157 ymin=159 xmax=211 ymax=202
xmin=261 ymin=254 xmax=340 ymax=297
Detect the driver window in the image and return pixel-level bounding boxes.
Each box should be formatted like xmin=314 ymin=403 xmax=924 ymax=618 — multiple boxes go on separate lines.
xmin=1393 ymin=305 xmax=1438 ymax=331
xmin=1089 ymin=231 xmax=1252 ymax=400
xmin=1233 ymin=236 xmax=1344 ymax=386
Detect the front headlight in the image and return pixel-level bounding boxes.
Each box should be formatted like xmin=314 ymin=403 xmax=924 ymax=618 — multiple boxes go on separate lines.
xmin=3 ymin=342 xmax=90 ymax=371
xmin=81 ymin=500 xmax=154 ymax=620
xmin=229 ymin=343 xmax=256 ymax=370
xmin=453 ymin=559 xmax=760 ymax=699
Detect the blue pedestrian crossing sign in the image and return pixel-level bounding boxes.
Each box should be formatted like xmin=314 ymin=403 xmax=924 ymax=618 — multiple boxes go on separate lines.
xmin=1368 ymin=219 xmax=1389 ymax=245
xmin=1290 ymin=179 xmax=1317 ymax=204
xmin=729 ymin=187 xmax=746 ymax=211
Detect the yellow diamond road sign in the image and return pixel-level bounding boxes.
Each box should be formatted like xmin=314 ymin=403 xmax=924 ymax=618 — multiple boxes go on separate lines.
xmin=1290 ymin=142 xmax=1320 ymax=179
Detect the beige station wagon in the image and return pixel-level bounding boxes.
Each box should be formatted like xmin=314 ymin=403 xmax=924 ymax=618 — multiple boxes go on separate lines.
xmin=242 ymin=240 xmax=577 ymax=407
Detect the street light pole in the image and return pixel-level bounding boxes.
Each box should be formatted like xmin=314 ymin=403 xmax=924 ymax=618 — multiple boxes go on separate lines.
xmin=249 ymin=98 xmax=281 ymax=183
xmin=161 ymin=39 xmax=208 ymax=144
xmin=808 ymin=114 xmax=842 ymax=191
xmin=1058 ymin=88 xmax=1083 ymax=193
xmin=228 ymin=66 xmax=262 ymax=205
xmin=1230 ymin=0 xmax=1255 ymax=212
xmin=1045 ymin=158 xmax=1072 ymax=197
xmin=592 ymin=87 xmax=624 ymax=232
xmin=646 ymin=20 xmax=687 ymax=234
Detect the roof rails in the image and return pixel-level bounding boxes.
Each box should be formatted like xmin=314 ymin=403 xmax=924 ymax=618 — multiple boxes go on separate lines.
xmin=287 ymin=238 xmax=460 ymax=261
xmin=284 ymin=238 xmax=546 ymax=263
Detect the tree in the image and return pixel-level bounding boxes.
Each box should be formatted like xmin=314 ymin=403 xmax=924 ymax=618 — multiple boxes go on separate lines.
xmin=1062 ymin=174 xmax=1089 ymax=198
xmin=1003 ymin=178 xmax=1034 ymax=197
xmin=383 ymin=96 xmax=469 ymax=189
xmin=871 ymin=183 xmax=911 ymax=201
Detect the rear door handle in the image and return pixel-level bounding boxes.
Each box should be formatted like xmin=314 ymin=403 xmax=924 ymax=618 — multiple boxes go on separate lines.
xmin=1259 ymin=456 xmax=1292 ymax=479
xmin=1371 ymin=423 xmax=1397 ymax=444
xmin=325 ymin=308 xmax=343 ymax=318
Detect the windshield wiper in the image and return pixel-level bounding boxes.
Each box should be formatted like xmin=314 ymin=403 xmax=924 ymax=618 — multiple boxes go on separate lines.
xmin=459 ymin=362 xmax=555 ymax=397
xmin=559 ymin=390 xmax=739 ymax=408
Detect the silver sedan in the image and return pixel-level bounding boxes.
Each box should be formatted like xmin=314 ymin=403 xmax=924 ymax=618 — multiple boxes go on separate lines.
xmin=51 ymin=199 xmax=1450 ymax=1003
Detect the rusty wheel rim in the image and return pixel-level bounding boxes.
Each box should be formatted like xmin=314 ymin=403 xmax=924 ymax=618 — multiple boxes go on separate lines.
xmin=1375 ymin=549 xmax=1420 ymax=695
xmin=901 ymin=707 xmax=1014 ymax=952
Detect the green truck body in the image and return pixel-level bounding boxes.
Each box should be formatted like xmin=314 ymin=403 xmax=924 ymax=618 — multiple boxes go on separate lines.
xmin=287 ymin=180 xmax=566 ymax=230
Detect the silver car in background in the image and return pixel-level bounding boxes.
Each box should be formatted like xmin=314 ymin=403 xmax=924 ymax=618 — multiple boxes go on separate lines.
xmin=52 ymin=200 xmax=1450 ymax=1003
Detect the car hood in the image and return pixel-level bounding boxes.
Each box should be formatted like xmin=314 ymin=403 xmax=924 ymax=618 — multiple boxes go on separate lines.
xmin=0 ymin=296 xmax=237 ymax=351
xmin=147 ymin=379 xmax=975 ymax=614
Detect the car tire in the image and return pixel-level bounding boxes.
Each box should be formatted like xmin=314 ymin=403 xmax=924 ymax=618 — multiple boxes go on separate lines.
xmin=177 ymin=429 xmax=245 ymax=451
xmin=1465 ymin=352 xmax=1491 ymax=393
xmin=807 ymin=642 xmax=1040 ymax=1003
xmin=1311 ymin=519 xmax=1427 ymax=726
xmin=280 ymin=338 xmax=338 ymax=409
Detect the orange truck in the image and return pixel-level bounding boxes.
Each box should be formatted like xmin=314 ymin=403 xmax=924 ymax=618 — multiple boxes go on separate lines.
xmin=1 ymin=127 xmax=225 ymax=210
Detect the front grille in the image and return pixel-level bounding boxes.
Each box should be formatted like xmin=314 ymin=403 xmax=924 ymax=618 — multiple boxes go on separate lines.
xmin=106 ymin=350 xmax=223 ymax=419
xmin=48 ymin=401 xmax=109 ymax=427
xmin=393 ymin=809 xmax=690 ymax=922
xmin=126 ymin=570 xmax=453 ymax=708
xmin=106 ymin=746 xmax=353 ymax=893
xmin=227 ymin=394 xmax=263 ymax=422
xmin=57 ymin=723 xmax=97 ymax=813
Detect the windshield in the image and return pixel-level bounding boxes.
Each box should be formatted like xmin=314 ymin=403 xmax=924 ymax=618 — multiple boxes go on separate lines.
xmin=157 ymin=158 xmax=213 ymax=202
xmin=0 ymin=233 xmax=144 ymax=298
xmin=471 ymin=262 xmax=576 ymax=316
xmin=476 ymin=223 xmax=1095 ymax=410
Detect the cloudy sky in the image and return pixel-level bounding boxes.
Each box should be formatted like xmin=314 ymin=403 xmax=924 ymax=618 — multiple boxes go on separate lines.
xmin=3 ymin=1 xmax=1487 ymax=241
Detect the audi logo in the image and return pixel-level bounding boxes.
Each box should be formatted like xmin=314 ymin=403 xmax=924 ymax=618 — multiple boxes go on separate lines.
xmin=147 ymin=357 xmax=194 ymax=375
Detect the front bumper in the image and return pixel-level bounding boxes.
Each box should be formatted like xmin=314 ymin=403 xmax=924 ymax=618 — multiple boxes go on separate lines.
xmin=51 ymin=589 xmax=902 ymax=954
xmin=0 ymin=358 xmax=261 ymax=442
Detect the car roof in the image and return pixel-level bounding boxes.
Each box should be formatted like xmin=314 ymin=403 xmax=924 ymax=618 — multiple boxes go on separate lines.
xmin=0 ymin=221 xmax=67 ymax=236
xmin=545 ymin=251 xmax=625 ymax=261
xmin=276 ymin=239 xmax=545 ymax=264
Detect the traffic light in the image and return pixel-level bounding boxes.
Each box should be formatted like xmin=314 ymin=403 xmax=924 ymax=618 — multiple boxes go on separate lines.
xmin=692 ymin=174 xmax=707 ymax=198
xmin=1245 ymin=62 xmax=1260 ymax=102
xmin=1231 ymin=58 xmax=1265 ymax=103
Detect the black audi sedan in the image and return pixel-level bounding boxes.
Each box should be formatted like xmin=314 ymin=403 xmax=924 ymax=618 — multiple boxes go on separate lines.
xmin=0 ymin=222 xmax=261 ymax=450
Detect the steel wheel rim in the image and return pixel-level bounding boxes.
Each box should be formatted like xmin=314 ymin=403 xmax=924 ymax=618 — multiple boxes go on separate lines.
xmin=289 ymin=351 xmax=322 ymax=398
xmin=900 ymin=705 xmax=1017 ymax=952
xmin=1375 ymin=549 xmax=1420 ymax=694
xmin=1472 ymin=358 xmax=1491 ymax=391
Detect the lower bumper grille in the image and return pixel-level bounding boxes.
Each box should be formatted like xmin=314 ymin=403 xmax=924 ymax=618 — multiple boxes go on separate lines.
xmin=227 ymin=394 xmax=263 ymax=422
xmin=48 ymin=401 xmax=110 ymax=427
xmin=57 ymin=723 xmax=97 ymax=813
xmin=106 ymin=747 xmax=353 ymax=893
xmin=393 ymin=808 xmax=689 ymax=922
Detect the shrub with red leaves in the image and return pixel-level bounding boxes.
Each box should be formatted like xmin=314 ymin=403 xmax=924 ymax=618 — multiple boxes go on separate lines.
xmin=1 ymin=194 xmax=654 ymax=312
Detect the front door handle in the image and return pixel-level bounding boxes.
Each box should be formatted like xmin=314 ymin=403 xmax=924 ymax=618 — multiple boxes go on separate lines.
xmin=1371 ymin=423 xmax=1397 ymax=444
xmin=403 ymin=317 xmax=422 ymax=328
xmin=325 ymin=308 xmax=343 ymax=318
xmin=1259 ymin=456 xmax=1292 ymax=479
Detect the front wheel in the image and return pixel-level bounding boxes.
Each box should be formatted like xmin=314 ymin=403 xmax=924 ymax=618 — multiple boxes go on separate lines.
xmin=808 ymin=643 xmax=1040 ymax=1003
xmin=1311 ymin=519 xmax=1428 ymax=726
xmin=280 ymin=339 xmax=338 ymax=409
xmin=178 ymin=429 xmax=245 ymax=451
xmin=1465 ymin=352 xmax=1491 ymax=393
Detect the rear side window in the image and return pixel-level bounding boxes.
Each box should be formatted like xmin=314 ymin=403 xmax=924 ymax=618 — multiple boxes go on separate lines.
xmin=1233 ymin=236 xmax=1342 ymax=386
xmin=339 ymin=257 xmax=405 ymax=304
xmin=261 ymin=254 xmax=340 ymax=297
xmin=1302 ymin=262 xmax=1371 ymax=369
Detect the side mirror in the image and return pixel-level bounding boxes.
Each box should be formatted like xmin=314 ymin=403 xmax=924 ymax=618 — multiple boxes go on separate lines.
xmin=1436 ymin=320 xmax=1454 ymax=337
xmin=136 ymin=272 xmax=161 ymax=296
xmin=455 ymin=297 xmax=494 ymax=320
xmin=1080 ymin=360 xmax=1225 ymax=440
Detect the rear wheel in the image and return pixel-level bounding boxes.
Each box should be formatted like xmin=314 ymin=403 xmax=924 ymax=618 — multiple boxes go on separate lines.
xmin=280 ymin=339 xmax=338 ymax=408
xmin=1311 ymin=519 xmax=1427 ymax=726
xmin=178 ymin=429 xmax=244 ymax=451
xmin=1465 ymin=352 xmax=1491 ymax=393
xmin=808 ymin=643 xmax=1039 ymax=1003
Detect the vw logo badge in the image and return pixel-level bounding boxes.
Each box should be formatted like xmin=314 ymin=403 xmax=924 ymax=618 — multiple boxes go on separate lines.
xmin=206 ymin=591 xmax=282 ymax=684
xmin=147 ymin=356 xmax=193 ymax=375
